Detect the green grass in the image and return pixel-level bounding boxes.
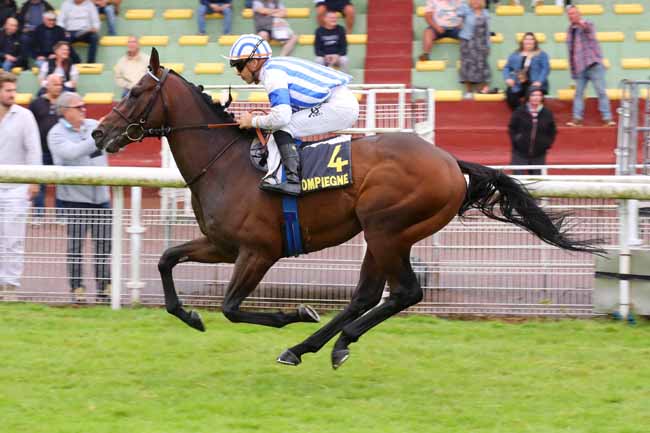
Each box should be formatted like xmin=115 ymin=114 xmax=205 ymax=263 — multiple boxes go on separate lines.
xmin=2 ymin=304 xmax=650 ymax=433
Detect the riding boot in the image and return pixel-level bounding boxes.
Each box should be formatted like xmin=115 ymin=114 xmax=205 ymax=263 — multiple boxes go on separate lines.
xmin=260 ymin=130 xmax=302 ymax=196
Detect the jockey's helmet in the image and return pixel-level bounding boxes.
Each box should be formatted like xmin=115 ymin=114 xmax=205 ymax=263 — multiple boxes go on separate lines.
xmin=226 ymin=34 xmax=273 ymax=63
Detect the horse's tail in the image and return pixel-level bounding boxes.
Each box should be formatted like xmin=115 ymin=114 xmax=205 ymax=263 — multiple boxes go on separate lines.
xmin=456 ymin=159 xmax=605 ymax=254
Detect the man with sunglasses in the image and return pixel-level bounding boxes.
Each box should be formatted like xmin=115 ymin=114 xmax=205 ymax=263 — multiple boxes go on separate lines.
xmin=227 ymin=34 xmax=359 ymax=196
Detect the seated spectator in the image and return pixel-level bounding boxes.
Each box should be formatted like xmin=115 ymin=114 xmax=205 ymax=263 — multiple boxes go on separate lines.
xmin=113 ymin=36 xmax=148 ymax=97
xmin=314 ymin=10 xmax=348 ymax=73
xmin=0 ymin=16 xmax=21 ymax=71
xmin=503 ymin=32 xmax=550 ymax=110
xmin=197 ymin=0 xmax=232 ymax=36
xmin=508 ymin=86 xmax=556 ymax=175
xmin=17 ymin=0 xmax=54 ymax=63
xmin=458 ymin=0 xmax=491 ymax=98
xmin=253 ymin=0 xmax=297 ymax=56
xmin=38 ymin=40 xmax=78 ymax=93
xmin=0 ymin=0 xmax=17 ymax=29
xmin=418 ymin=0 xmax=464 ymax=61
xmin=57 ymin=0 xmax=100 ymax=64
xmin=315 ymin=0 xmax=354 ymax=34
xmin=92 ymin=0 xmax=116 ymax=36
xmin=32 ymin=11 xmax=66 ymax=68
xmin=48 ymin=91 xmax=112 ymax=303
xmin=29 ymin=73 xmax=63 ymax=217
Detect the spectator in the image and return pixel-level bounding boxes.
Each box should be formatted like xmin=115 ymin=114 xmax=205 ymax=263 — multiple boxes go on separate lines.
xmin=458 ymin=0 xmax=491 ymax=98
xmin=418 ymin=0 xmax=464 ymax=61
xmin=503 ymin=32 xmax=550 ymax=110
xmin=314 ymin=10 xmax=347 ymax=73
xmin=197 ymin=0 xmax=232 ymax=36
xmin=38 ymin=40 xmax=78 ymax=93
xmin=32 ymin=11 xmax=66 ymax=68
xmin=57 ymin=0 xmax=100 ymax=64
xmin=0 ymin=70 xmax=42 ymax=299
xmin=92 ymin=0 xmax=116 ymax=36
xmin=565 ymin=5 xmax=614 ymax=127
xmin=113 ymin=35 xmax=148 ymax=97
xmin=508 ymin=86 xmax=556 ymax=175
xmin=0 ymin=0 xmax=17 ymax=29
xmin=48 ymin=91 xmax=111 ymax=303
xmin=17 ymin=0 xmax=54 ymax=63
xmin=253 ymin=0 xmax=297 ymax=56
xmin=0 ymin=16 xmax=21 ymax=71
xmin=29 ymin=73 xmax=62 ymax=217
xmin=315 ymin=0 xmax=354 ymax=34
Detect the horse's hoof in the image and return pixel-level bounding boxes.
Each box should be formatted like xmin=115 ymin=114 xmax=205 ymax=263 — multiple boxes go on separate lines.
xmin=187 ymin=310 xmax=206 ymax=332
xmin=298 ymin=304 xmax=320 ymax=323
xmin=277 ymin=349 xmax=301 ymax=366
xmin=331 ymin=349 xmax=350 ymax=370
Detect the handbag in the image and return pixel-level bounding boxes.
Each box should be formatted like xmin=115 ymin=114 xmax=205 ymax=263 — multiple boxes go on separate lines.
xmin=271 ymin=18 xmax=292 ymax=41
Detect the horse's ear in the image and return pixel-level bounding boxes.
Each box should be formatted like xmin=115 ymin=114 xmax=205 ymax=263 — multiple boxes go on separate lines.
xmin=149 ymin=47 xmax=160 ymax=73
xmin=224 ymin=85 xmax=233 ymax=109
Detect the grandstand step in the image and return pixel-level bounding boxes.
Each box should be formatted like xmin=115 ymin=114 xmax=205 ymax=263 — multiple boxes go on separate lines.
xmin=365 ymin=56 xmax=412 ymax=69
xmin=363 ymin=69 xmax=411 ymax=84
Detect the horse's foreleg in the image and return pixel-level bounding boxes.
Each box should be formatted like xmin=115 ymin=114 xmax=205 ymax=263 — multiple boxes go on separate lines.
xmin=277 ymin=251 xmax=385 ymax=366
xmin=158 ymin=237 xmax=228 ymax=331
xmin=222 ymin=250 xmax=320 ymax=328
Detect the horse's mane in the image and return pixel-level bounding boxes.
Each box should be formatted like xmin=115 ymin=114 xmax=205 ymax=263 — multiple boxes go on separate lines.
xmin=170 ymin=70 xmax=236 ymax=123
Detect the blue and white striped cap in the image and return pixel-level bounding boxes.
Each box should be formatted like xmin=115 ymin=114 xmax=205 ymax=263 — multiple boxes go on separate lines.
xmin=226 ymin=34 xmax=272 ymax=60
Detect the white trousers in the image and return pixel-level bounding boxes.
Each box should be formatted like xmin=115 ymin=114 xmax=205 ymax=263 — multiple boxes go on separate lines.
xmin=0 ymin=188 xmax=29 ymax=287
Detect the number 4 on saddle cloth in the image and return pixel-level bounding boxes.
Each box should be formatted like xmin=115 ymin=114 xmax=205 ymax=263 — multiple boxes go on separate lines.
xmin=249 ymin=134 xmax=354 ymax=257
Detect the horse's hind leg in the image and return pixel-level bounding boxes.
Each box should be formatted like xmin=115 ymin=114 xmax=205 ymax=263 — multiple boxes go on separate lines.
xmin=158 ymin=236 xmax=228 ymax=331
xmin=331 ymin=251 xmax=422 ymax=369
xmin=277 ymin=250 xmax=386 ymax=366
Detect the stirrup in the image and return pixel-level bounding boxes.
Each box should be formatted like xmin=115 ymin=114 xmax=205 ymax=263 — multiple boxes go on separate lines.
xmin=259 ymin=179 xmax=301 ymax=196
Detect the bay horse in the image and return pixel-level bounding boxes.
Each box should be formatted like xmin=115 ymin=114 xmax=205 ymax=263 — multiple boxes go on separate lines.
xmin=92 ymin=49 xmax=602 ymax=369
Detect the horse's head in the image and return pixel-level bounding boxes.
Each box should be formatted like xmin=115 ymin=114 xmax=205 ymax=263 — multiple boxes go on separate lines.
xmin=92 ymin=48 xmax=169 ymax=153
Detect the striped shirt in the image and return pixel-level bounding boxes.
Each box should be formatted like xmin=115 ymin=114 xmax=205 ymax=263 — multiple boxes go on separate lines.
xmin=566 ymin=20 xmax=603 ymax=78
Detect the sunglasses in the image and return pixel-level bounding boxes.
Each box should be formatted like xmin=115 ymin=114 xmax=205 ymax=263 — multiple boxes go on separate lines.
xmin=65 ymin=104 xmax=86 ymax=111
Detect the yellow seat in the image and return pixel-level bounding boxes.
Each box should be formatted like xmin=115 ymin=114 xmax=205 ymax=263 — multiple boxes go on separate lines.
xmin=516 ymin=32 xmax=546 ymax=43
xmin=241 ymin=7 xmax=309 ymax=18
xmin=554 ymin=32 xmax=624 ymax=43
xmin=10 ymin=66 xmax=22 ymax=74
xmin=125 ymin=9 xmax=155 ymax=20
xmin=415 ymin=60 xmax=446 ymax=72
xmin=416 ymin=6 xmax=426 ymax=16
xmin=179 ymin=35 xmax=209 ymax=46
xmin=100 ymin=36 xmax=129 ymax=46
xmin=161 ymin=63 xmax=185 ymax=73
xmin=164 ymin=9 xmax=193 ymax=19
xmin=219 ymin=35 xmax=239 ymax=45
xmin=550 ymin=59 xmax=568 ymax=70
xmin=347 ymin=34 xmax=367 ymax=44
xmin=76 ymin=63 xmax=104 ymax=74
xmin=621 ymin=58 xmax=650 ymax=69
xmin=433 ymin=90 xmax=462 ymax=102
xmin=206 ymin=12 xmax=224 ymax=19
xmin=491 ymin=33 xmax=504 ymax=44
xmin=437 ymin=37 xmax=459 ymax=44
xmin=635 ymin=31 xmax=650 ymax=41
xmin=248 ymin=92 xmax=269 ymax=102
xmin=603 ymin=58 xmax=610 ymax=68
xmin=473 ymin=92 xmax=505 ymax=102
xmin=576 ymin=4 xmax=604 ymax=15
xmin=83 ymin=93 xmax=113 ymax=104
xmin=557 ymin=89 xmax=575 ymax=101
xmin=15 ymin=93 xmax=33 ymax=105
xmin=298 ymin=34 xmax=315 ymax=45
xmin=535 ymin=5 xmax=563 ymax=15
xmin=614 ymin=4 xmax=644 ymax=14
xmin=71 ymin=41 xmax=88 ymax=47
xmin=497 ymin=59 xmax=506 ymax=70
xmin=194 ymin=63 xmax=225 ymax=74
xmin=495 ymin=5 xmax=524 ymax=16
xmin=139 ymin=36 xmax=169 ymax=46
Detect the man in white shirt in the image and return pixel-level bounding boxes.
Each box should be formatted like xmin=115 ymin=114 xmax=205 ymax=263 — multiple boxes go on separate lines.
xmin=57 ymin=0 xmax=100 ymax=63
xmin=0 ymin=71 xmax=42 ymax=298
xmin=113 ymin=36 xmax=149 ymax=97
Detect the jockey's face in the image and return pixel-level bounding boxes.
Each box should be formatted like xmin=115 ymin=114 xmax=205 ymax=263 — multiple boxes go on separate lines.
xmin=235 ymin=58 xmax=263 ymax=84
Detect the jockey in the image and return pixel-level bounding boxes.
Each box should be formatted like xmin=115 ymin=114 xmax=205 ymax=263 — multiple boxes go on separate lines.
xmin=226 ymin=34 xmax=360 ymax=196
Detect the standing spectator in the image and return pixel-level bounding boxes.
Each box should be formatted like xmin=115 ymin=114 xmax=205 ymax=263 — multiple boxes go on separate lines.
xmin=32 ymin=11 xmax=66 ymax=68
xmin=48 ymin=91 xmax=111 ymax=303
xmin=253 ymin=0 xmax=297 ymax=56
xmin=0 ymin=71 xmax=41 ymax=299
xmin=418 ymin=0 xmax=464 ymax=61
xmin=458 ymin=0 xmax=491 ymax=98
xmin=113 ymin=35 xmax=148 ymax=97
xmin=508 ymin=86 xmax=556 ymax=175
xmin=17 ymin=0 xmax=54 ymax=63
xmin=503 ymin=32 xmax=550 ymax=110
xmin=92 ymin=0 xmax=116 ymax=36
xmin=314 ymin=10 xmax=347 ymax=73
xmin=38 ymin=41 xmax=78 ymax=93
xmin=0 ymin=0 xmax=17 ymax=29
xmin=197 ymin=0 xmax=232 ymax=36
xmin=57 ymin=0 xmax=100 ymax=64
xmin=565 ymin=5 xmax=614 ymax=127
xmin=315 ymin=0 xmax=354 ymax=34
xmin=0 ymin=16 xmax=21 ymax=71
xmin=29 ymin=73 xmax=62 ymax=217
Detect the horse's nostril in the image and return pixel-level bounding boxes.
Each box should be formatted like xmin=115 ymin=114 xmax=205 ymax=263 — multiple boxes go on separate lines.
xmin=91 ymin=129 xmax=104 ymax=142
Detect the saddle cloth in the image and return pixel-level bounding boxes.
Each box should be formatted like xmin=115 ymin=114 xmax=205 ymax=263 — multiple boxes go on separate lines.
xmin=250 ymin=134 xmax=353 ymax=194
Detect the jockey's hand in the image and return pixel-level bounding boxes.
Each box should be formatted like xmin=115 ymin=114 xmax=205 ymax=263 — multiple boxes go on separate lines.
xmin=238 ymin=111 xmax=254 ymax=129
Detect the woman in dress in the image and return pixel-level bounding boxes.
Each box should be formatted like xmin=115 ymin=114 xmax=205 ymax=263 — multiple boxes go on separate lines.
xmin=458 ymin=0 xmax=492 ymax=98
